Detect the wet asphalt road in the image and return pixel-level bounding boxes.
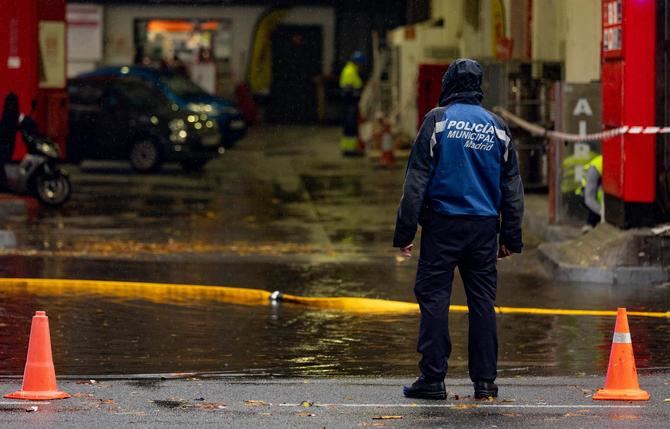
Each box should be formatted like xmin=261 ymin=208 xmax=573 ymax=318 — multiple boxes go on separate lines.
xmin=0 ymin=376 xmax=668 ymax=428
xmin=0 ymin=125 xmax=668 ymax=380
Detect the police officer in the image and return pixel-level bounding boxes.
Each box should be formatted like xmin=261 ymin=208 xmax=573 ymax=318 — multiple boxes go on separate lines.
xmin=393 ymin=59 xmax=524 ymax=400
xmin=339 ymin=52 xmax=365 ymax=156
xmin=579 ymin=154 xmax=603 ymax=232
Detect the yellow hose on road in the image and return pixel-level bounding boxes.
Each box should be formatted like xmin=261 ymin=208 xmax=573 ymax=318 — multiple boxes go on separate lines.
xmin=0 ymin=278 xmax=271 ymax=307
xmin=0 ymin=278 xmax=668 ymax=318
xmin=279 ymin=293 xmax=423 ymax=313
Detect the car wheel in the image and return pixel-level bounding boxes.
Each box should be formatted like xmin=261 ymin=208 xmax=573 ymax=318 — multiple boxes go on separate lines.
xmin=180 ymin=159 xmax=208 ymax=172
xmin=130 ymin=139 xmax=162 ymax=173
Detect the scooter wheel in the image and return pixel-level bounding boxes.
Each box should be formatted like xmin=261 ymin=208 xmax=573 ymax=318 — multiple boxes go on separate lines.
xmin=34 ymin=172 xmax=71 ymax=207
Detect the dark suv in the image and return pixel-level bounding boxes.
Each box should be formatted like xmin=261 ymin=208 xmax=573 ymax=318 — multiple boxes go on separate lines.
xmin=67 ymin=76 xmax=222 ymax=172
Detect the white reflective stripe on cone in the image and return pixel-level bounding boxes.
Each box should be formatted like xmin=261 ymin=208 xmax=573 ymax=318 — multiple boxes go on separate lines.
xmin=613 ymin=332 xmax=632 ymax=344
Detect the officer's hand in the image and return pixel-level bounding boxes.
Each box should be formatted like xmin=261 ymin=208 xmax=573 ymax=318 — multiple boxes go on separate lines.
xmin=497 ymin=244 xmax=512 ymax=259
xmin=400 ymin=243 xmax=413 ymax=257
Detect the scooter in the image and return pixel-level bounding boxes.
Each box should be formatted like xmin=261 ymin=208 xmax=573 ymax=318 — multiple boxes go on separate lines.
xmin=0 ymin=94 xmax=71 ymax=207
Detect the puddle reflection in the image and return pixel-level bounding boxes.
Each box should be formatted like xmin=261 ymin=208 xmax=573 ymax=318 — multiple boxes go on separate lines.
xmin=0 ymin=256 xmax=667 ymax=377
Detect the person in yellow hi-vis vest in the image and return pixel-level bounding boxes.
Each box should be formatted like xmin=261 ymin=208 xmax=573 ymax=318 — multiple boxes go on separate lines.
xmin=576 ymin=154 xmax=603 ymax=232
xmin=339 ymin=52 xmax=365 ymax=156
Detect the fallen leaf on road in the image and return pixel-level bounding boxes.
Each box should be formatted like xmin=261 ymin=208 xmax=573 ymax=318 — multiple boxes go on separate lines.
xmin=563 ymin=409 xmax=590 ymax=417
xmin=99 ymin=399 xmax=116 ymax=404
xmin=664 ymin=398 xmax=670 ymax=403
xmin=245 ymin=400 xmax=270 ymax=407
xmin=194 ymin=402 xmax=226 ymax=410
xmin=610 ymin=414 xmax=640 ymax=420
xmin=453 ymin=404 xmax=479 ymax=409
xmin=372 ymin=416 xmax=402 ymax=420
xmin=295 ymin=412 xmax=316 ymax=417
xmin=500 ymin=399 xmax=516 ymax=403
xmin=300 ymin=401 xmax=314 ymax=407
xmin=25 ymin=406 xmax=38 ymax=412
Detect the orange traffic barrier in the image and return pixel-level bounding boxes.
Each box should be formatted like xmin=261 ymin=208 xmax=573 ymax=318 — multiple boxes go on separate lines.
xmin=5 ymin=311 xmax=69 ymax=400
xmin=593 ymin=308 xmax=650 ymax=401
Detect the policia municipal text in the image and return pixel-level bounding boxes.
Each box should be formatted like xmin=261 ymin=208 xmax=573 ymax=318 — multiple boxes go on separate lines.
xmin=393 ymin=59 xmax=524 ymax=400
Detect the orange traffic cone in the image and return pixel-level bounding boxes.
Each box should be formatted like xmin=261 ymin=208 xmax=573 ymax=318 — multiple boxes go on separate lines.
xmin=5 ymin=311 xmax=69 ymax=400
xmin=593 ymin=308 xmax=649 ymax=401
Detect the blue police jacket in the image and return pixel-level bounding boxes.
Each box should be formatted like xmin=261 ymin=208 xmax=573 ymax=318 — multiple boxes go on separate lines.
xmin=393 ymin=59 xmax=524 ymax=252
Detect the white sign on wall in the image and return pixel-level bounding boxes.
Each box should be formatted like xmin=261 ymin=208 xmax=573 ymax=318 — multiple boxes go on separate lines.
xmin=573 ymin=97 xmax=594 ymax=183
xmin=67 ymin=4 xmax=103 ymax=61
xmin=39 ymin=21 xmax=66 ymax=89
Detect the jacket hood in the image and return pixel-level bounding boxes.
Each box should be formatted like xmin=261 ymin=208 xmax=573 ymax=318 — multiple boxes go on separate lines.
xmin=438 ymin=59 xmax=483 ymax=106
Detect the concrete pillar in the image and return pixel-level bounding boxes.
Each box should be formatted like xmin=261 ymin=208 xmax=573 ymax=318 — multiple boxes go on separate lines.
xmin=531 ymin=0 xmax=565 ymax=62
xmin=564 ymin=0 xmax=601 ymax=83
xmin=430 ymin=0 xmax=465 ymax=48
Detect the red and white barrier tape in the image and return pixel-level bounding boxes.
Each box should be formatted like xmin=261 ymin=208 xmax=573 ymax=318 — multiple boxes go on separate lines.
xmin=494 ymin=107 xmax=670 ymax=142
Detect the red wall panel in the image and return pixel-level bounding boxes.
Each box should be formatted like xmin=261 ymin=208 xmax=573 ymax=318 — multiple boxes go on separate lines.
xmin=601 ymin=0 xmax=656 ymax=203
xmin=0 ymin=0 xmax=67 ymax=158
xmin=0 ymin=0 xmax=39 ymax=119
xmin=417 ymin=63 xmax=449 ymax=131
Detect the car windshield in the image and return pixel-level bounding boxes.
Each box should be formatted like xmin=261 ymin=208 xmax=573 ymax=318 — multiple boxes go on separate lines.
xmin=159 ymin=73 xmax=209 ymax=98
xmin=116 ymin=81 xmax=172 ymax=112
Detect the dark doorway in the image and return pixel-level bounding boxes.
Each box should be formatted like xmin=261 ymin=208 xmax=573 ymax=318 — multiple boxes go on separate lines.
xmin=268 ymin=25 xmax=323 ymax=123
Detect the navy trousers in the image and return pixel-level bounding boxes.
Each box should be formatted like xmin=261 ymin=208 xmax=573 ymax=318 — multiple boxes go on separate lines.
xmin=414 ymin=212 xmax=499 ymax=383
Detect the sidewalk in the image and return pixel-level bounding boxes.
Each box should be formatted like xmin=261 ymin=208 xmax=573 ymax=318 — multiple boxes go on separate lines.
xmin=538 ymin=222 xmax=670 ymax=284
xmin=0 ymin=375 xmax=667 ymax=428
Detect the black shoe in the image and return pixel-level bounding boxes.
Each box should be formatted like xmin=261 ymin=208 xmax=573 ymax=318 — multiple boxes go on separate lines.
xmin=473 ymin=381 xmax=498 ymax=399
xmin=403 ymin=376 xmax=447 ymax=400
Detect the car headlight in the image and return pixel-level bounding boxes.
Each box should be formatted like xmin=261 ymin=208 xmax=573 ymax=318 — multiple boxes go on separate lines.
xmin=188 ymin=103 xmax=221 ymax=115
xmin=169 ymin=119 xmax=185 ymax=131
xmin=170 ymin=130 xmax=188 ymax=144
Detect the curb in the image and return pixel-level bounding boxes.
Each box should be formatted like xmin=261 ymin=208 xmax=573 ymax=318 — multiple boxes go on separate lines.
xmin=537 ymin=243 xmax=669 ymax=284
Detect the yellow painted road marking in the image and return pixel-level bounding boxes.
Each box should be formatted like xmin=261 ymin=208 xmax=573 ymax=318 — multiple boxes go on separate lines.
xmin=0 ymin=278 xmax=667 ymax=318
